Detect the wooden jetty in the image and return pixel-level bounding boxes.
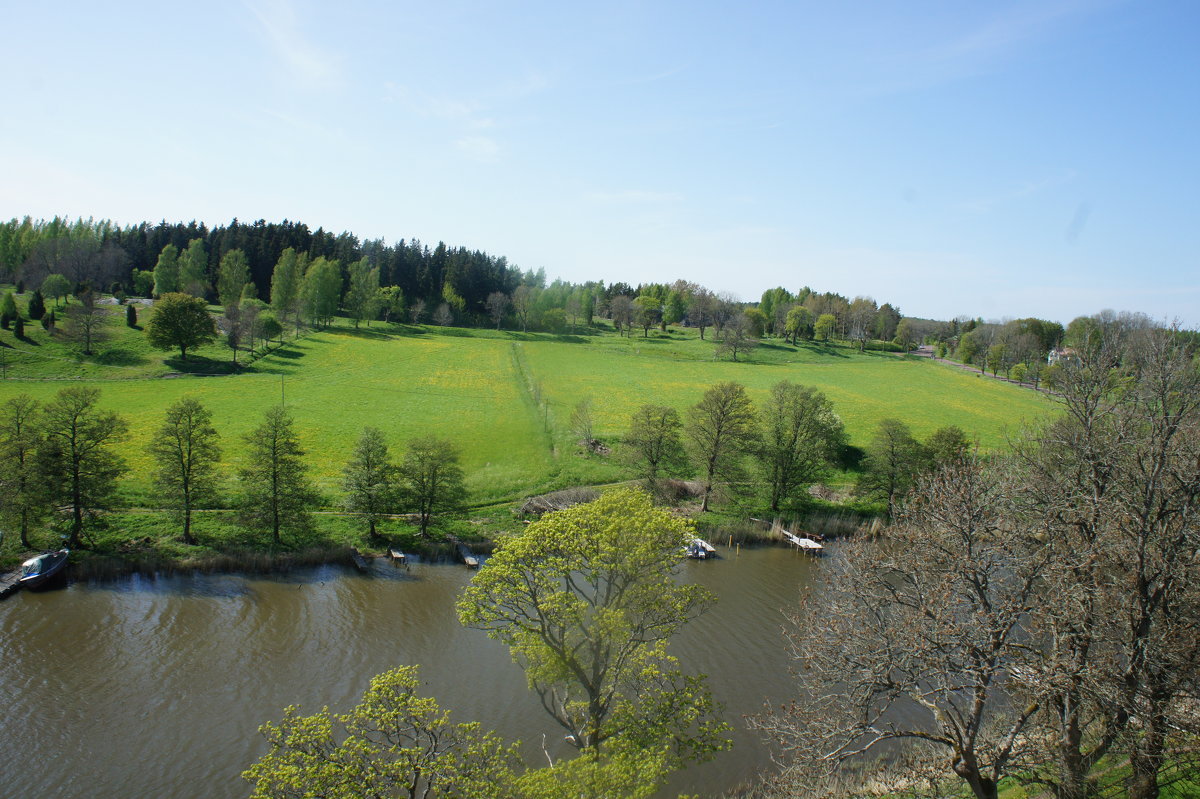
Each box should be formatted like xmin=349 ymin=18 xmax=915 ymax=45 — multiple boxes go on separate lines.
xmin=388 ymin=548 xmax=408 ymax=565
xmin=453 ymin=539 xmax=481 ymax=569
xmin=781 ymin=529 xmax=824 ymax=553
xmin=0 ymin=569 xmax=22 ymax=600
xmin=349 ymin=548 xmax=372 ymax=573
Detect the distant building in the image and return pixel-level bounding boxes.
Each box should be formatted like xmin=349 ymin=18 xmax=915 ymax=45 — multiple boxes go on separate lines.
xmin=1048 ymin=347 xmax=1079 ymax=366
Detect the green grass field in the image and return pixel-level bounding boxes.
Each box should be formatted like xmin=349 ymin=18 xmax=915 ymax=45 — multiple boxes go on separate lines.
xmin=0 ymin=300 xmax=1053 ymax=512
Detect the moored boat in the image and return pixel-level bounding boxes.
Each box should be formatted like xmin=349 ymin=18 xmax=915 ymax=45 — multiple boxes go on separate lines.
xmin=686 ymin=538 xmax=718 ymax=559
xmin=19 ymin=549 xmax=70 ymax=590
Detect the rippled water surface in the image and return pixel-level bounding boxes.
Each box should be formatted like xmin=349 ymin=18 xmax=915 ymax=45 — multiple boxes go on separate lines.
xmin=0 ymin=546 xmax=821 ymax=797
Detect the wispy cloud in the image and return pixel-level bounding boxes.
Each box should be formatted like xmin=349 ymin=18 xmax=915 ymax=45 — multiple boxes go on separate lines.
xmin=246 ymin=0 xmax=340 ymax=88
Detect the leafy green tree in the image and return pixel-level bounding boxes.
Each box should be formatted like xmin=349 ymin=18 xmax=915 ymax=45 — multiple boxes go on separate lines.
xmin=217 ymin=248 xmax=250 ymax=309
xmin=302 ymin=256 xmax=342 ymax=328
xmin=785 ymin=305 xmax=814 ymax=343
xmin=344 ymin=258 xmax=380 ymax=328
xmin=399 ymin=436 xmax=466 ymax=536
xmin=633 ymin=295 xmax=661 ymax=337
xmin=41 ymin=273 xmax=71 ymax=306
xmin=258 ymin=313 xmax=283 ymax=346
xmin=894 ymin=317 xmax=916 ymax=350
xmin=243 ymin=666 xmax=521 ymax=799
xmin=270 ymin=248 xmax=305 ymax=333
xmin=458 ymin=488 xmax=729 ymax=772
xmin=37 ymin=386 xmax=128 ymax=548
xmin=662 ymin=290 xmax=686 ymax=330
xmin=145 ymin=292 xmax=217 ymax=362
xmin=145 ymin=397 xmax=222 ymax=545
xmin=758 ymin=381 xmax=845 ymax=512
xmin=716 ymin=313 xmax=758 ymax=362
xmin=0 ymin=395 xmax=46 ymax=548
xmin=238 ymin=405 xmax=318 ymax=546
xmin=152 ymin=244 xmax=180 ymax=297
xmin=687 ymin=381 xmax=758 ymax=511
xmin=855 ymin=418 xmax=928 ymax=517
xmin=178 ymin=238 xmax=209 ymax=298
xmin=814 ymin=312 xmax=837 ymax=342
xmin=742 ymin=307 xmax=768 ymax=338
xmin=925 ymin=425 xmax=971 ymax=471
xmin=625 ymin=404 xmax=688 ymax=484
xmin=377 ymin=286 xmax=404 ymax=325
xmin=0 ymin=291 xmax=17 ymax=329
xmin=26 ymin=290 xmax=46 ymax=321
xmin=132 ymin=269 xmax=155 ymax=298
xmin=342 ymin=427 xmax=399 ymax=541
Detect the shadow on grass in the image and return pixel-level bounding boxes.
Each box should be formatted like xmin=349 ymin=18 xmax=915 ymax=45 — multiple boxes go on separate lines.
xmin=161 ymin=355 xmax=240 ymax=374
xmin=93 ymin=347 xmax=149 ymax=366
xmin=325 ymin=325 xmax=397 ymax=341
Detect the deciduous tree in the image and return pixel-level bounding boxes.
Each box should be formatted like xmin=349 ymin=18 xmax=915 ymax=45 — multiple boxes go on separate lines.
xmin=217 ymin=248 xmax=250 ymax=309
xmin=758 ymin=381 xmax=845 ymax=512
xmin=37 ymin=386 xmax=128 ymax=548
xmin=149 ymin=397 xmax=221 ymax=545
xmin=342 ymin=427 xmax=399 ymax=541
xmin=399 ymin=436 xmax=466 ymax=536
xmin=625 ymin=404 xmax=688 ymax=485
xmin=0 ymin=394 xmax=45 ymax=548
xmin=145 ymin=292 xmax=217 ymax=362
xmin=457 ymin=488 xmax=728 ymax=772
xmin=687 ymin=381 xmax=758 ymax=511
xmin=855 ymin=418 xmax=927 ymax=517
xmin=485 ymin=291 xmax=509 ymax=330
xmin=239 ymin=405 xmax=317 ymax=546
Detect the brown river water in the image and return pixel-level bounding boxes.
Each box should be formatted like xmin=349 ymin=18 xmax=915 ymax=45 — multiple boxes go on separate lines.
xmin=0 ymin=546 xmax=820 ymax=797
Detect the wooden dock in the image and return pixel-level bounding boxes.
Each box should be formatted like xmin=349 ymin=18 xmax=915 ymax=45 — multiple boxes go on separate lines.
xmin=0 ymin=569 xmax=23 ymax=600
xmin=388 ymin=548 xmax=408 ymax=565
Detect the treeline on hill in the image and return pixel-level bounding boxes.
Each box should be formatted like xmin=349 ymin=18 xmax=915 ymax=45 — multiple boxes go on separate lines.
xmin=0 ymin=216 xmax=917 ymax=350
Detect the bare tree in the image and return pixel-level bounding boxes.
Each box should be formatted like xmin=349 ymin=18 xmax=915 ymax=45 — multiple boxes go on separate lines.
xmin=62 ymin=289 xmax=108 ymax=355
xmin=568 ymin=397 xmax=595 ymax=448
xmin=753 ymin=456 xmax=1047 ymax=799
xmin=433 ymin=302 xmax=453 ymax=326
xmin=512 ymin=285 xmax=534 ymax=333
xmin=609 ymin=294 xmax=633 ymax=336
xmin=715 ymin=312 xmax=758 ymax=361
xmin=485 ymin=291 xmax=509 ymax=330
xmin=408 ymin=298 xmax=426 ymax=325
xmin=689 ymin=288 xmax=715 ymax=340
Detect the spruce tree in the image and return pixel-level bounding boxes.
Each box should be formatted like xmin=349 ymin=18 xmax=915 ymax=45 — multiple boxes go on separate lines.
xmin=27 ymin=290 xmax=46 ymax=320
xmin=125 ymin=303 xmax=137 ymax=327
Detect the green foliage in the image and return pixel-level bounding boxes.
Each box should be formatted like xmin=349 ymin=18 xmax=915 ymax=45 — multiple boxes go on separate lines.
xmin=149 ymin=397 xmax=222 ymax=545
xmin=26 ymin=290 xmax=46 ymax=321
xmin=217 ymin=248 xmax=250 ymax=309
xmin=399 ymin=436 xmax=466 ymax=536
xmin=243 ymin=665 xmax=522 ymax=799
xmin=132 ymin=269 xmax=155 ymax=298
xmin=0 ymin=291 xmax=17 ymax=329
xmin=758 ymin=381 xmax=845 ymax=512
xmin=624 ymin=404 xmax=688 ymax=483
xmin=0 ymin=394 xmax=46 ymax=548
xmin=178 ymin=238 xmax=209 ymax=298
xmin=145 ymin=292 xmax=217 ymax=361
xmin=814 ymin=312 xmax=837 ymax=341
xmin=37 ymin=386 xmax=129 ymax=548
xmin=342 ymin=427 xmax=398 ymax=540
xmin=152 ymin=244 xmax=179 ymax=296
xmin=785 ymin=305 xmax=814 ymax=342
xmin=687 ymin=381 xmax=759 ymax=511
xmin=743 ymin=307 xmax=768 ymax=338
xmin=855 ymin=418 xmax=928 ymax=517
xmin=40 ymin=273 xmax=72 ymax=306
xmin=125 ymin=303 xmax=137 ymax=328
xmin=344 ymin=258 xmax=380 ymax=328
xmin=238 ymin=404 xmax=318 ymax=546
xmin=13 ymin=315 xmax=24 ymax=338
xmin=270 ymin=247 xmax=304 ymax=329
xmin=302 ymin=256 xmax=342 ymax=328
xmin=458 ymin=488 xmax=729 ymax=774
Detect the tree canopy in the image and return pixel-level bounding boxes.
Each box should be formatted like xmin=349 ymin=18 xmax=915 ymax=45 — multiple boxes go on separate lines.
xmin=145 ymin=292 xmax=217 ymax=361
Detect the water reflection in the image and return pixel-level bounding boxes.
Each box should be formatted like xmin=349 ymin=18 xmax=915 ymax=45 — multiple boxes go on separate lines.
xmin=0 ymin=546 xmax=822 ymax=798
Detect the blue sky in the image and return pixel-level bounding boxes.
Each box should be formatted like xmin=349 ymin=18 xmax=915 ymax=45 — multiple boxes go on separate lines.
xmin=2 ymin=1 xmax=1196 ymax=325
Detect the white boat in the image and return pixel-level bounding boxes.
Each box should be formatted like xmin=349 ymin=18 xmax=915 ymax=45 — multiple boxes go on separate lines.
xmin=686 ymin=538 xmax=718 ymax=559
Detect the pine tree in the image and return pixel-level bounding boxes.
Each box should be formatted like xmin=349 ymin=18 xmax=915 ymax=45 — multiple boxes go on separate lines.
xmin=27 ymin=290 xmax=46 ymax=320
xmin=125 ymin=303 xmax=137 ymax=327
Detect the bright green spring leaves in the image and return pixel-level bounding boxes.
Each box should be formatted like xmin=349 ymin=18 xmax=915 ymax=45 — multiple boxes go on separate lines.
xmin=457 ymin=488 xmax=729 ymax=774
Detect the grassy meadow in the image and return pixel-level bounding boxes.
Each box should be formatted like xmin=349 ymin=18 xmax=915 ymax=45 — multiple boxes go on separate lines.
xmin=0 ymin=296 xmax=1053 ymax=516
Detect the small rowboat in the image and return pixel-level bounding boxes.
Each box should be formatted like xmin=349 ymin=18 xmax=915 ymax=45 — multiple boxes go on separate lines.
xmin=19 ymin=549 xmax=70 ymax=590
